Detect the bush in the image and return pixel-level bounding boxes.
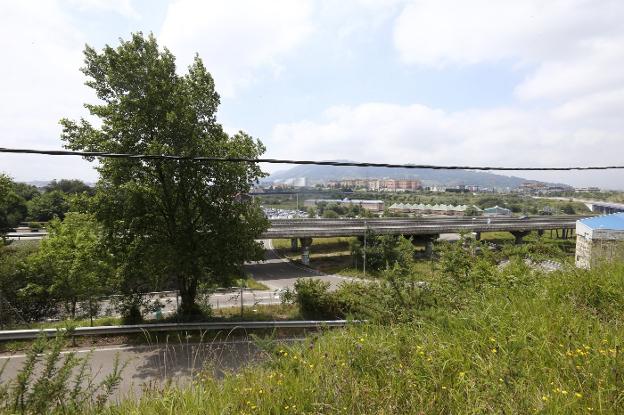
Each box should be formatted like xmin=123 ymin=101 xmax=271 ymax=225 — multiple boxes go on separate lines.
xmin=292 ymin=279 xmax=344 ymax=319
xmin=351 ymin=232 xmax=415 ymax=273
xmin=0 ymin=333 xmax=125 ymax=414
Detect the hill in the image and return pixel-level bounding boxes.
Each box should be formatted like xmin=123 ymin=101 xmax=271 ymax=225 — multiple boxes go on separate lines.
xmin=266 ymin=162 xmax=561 ymax=189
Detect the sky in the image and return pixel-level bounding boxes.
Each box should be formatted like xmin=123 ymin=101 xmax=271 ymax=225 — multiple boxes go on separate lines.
xmin=1 ymin=0 xmax=624 ymax=189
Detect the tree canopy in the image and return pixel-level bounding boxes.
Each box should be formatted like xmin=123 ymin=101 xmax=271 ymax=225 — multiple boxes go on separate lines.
xmin=0 ymin=174 xmax=29 ymax=235
xmin=31 ymin=212 xmax=110 ymax=318
xmin=60 ymin=33 xmax=268 ymax=315
xmin=44 ymin=179 xmax=93 ymax=195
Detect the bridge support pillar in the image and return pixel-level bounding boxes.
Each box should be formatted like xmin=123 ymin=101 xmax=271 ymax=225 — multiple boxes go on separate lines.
xmin=511 ymin=230 xmax=530 ymax=245
xmin=475 ymin=232 xmax=481 ymax=241
xmin=425 ymin=238 xmax=435 ymax=258
xmin=290 ymin=238 xmax=299 ymax=252
xmin=537 ymin=230 xmax=544 ymax=237
xmin=411 ymin=234 xmax=438 ymax=258
xmin=299 ymin=237 xmax=313 ymax=266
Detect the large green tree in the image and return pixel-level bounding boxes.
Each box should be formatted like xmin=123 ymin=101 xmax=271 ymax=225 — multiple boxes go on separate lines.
xmin=60 ymin=33 xmax=268 ymax=315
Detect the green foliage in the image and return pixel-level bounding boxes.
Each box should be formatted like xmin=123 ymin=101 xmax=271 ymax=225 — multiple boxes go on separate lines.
xmin=44 ymin=179 xmax=93 ymax=195
xmin=0 ymin=174 xmax=29 ymax=234
xmin=11 ymin=183 xmax=40 ymax=202
xmin=30 ymin=213 xmax=111 ymax=318
xmin=463 ymin=205 xmax=481 ymax=216
xmin=59 ymin=33 xmax=268 ymax=316
xmin=351 ymin=232 xmax=415 ymax=273
xmin=0 ymin=242 xmax=55 ymax=325
xmin=321 ymin=209 xmax=339 ymax=218
xmin=549 ymin=263 xmax=624 ymax=321
xmin=290 ymin=279 xmax=344 ymax=319
xmin=0 ymin=334 xmax=125 ymax=414
xmin=105 ymin=261 xmax=624 ymax=414
xmin=561 ymin=203 xmax=577 ymax=214
xmin=27 ymin=190 xmax=69 ymax=222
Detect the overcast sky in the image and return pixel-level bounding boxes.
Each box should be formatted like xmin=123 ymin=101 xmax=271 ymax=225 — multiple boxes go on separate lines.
xmin=1 ymin=0 xmax=624 ymax=188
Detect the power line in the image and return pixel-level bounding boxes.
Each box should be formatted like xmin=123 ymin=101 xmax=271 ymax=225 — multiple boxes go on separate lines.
xmin=1 ymin=146 xmax=623 ymax=171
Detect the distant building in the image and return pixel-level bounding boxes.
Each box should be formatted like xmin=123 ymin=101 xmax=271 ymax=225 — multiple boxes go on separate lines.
xmin=575 ymin=213 xmax=624 ymax=268
xmin=483 ymin=206 xmax=512 ymax=216
xmin=518 ymin=181 xmax=573 ymax=195
xmin=326 ymin=178 xmax=421 ymax=192
xmin=575 ymin=187 xmax=600 ymax=193
xmin=304 ymin=198 xmax=384 ymax=212
xmin=388 ymin=203 xmax=481 ymax=216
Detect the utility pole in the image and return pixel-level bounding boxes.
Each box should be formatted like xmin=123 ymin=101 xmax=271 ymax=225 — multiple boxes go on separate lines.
xmin=363 ymin=221 xmax=367 ymax=277
xmin=240 ymin=281 xmax=245 ymax=318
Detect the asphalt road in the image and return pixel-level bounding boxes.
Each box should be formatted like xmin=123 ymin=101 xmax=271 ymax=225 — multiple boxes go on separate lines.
xmin=243 ymin=239 xmax=354 ymax=291
xmin=0 ymin=338 xmax=300 ymax=401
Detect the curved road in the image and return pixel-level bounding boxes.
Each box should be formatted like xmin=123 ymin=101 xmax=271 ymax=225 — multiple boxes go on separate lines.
xmin=243 ymin=240 xmax=353 ymax=291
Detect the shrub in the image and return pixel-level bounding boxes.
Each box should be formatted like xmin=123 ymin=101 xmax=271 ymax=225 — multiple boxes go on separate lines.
xmin=293 ymin=279 xmax=344 ymax=319
xmin=350 ymin=233 xmax=415 ymax=273
xmin=0 ymin=334 xmax=125 ymax=414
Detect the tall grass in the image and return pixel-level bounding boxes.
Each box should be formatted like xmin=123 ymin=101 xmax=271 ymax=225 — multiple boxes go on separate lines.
xmin=102 ymin=263 xmax=624 ymax=414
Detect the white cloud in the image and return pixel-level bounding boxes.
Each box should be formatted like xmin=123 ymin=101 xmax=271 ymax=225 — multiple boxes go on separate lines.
xmin=393 ymin=0 xmax=622 ymax=66
xmin=385 ymin=0 xmax=624 ymax=187
xmin=393 ymin=0 xmax=624 ymax=102
xmin=268 ymin=102 xmax=624 ymax=188
xmin=67 ymin=0 xmax=140 ymax=19
xmin=515 ymin=37 xmax=624 ymax=101
xmin=159 ymin=0 xmax=314 ymax=97
xmin=0 ymin=1 xmax=97 ymax=181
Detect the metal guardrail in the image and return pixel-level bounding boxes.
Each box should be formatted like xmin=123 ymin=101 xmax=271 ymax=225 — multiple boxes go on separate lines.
xmin=0 ymin=320 xmax=354 ymax=341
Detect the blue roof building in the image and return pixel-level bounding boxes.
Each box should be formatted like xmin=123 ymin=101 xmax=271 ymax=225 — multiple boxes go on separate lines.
xmin=576 ymin=213 xmax=624 ymax=268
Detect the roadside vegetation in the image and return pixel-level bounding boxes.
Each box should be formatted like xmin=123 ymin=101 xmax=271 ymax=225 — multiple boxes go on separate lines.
xmin=19 ymin=240 xmax=619 ymax=414
xmin=272 ymin=228 xmax=576 ymax=279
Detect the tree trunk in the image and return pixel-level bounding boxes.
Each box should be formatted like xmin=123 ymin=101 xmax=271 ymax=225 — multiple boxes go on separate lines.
xmin=178 ymin=276 xmax=199 ymax=317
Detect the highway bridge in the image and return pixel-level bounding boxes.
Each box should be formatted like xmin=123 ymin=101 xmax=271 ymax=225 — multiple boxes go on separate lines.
xmin=263 ymin=216 xmax=584 ymax=263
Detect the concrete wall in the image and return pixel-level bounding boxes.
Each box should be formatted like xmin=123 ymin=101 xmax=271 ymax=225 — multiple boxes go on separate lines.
xmin=575 ymin=232 xmax=624 ymax=268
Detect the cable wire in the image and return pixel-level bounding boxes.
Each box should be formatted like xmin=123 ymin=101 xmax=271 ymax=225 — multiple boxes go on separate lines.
xmin=1 ymin=147 xmax=623 ymax=171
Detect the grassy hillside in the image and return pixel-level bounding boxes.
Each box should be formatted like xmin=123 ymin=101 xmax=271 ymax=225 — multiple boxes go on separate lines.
xmin=103 ymin=262 xmax=624 ymax=414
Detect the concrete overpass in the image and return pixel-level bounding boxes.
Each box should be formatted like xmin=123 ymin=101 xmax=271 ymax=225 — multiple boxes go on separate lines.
xmin=263 ymin=216 xmax=583 ymax=263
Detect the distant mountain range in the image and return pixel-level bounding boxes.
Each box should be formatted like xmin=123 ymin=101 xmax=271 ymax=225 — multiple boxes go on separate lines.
xmin=266 ymin=162 xmax=567 ymax=189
